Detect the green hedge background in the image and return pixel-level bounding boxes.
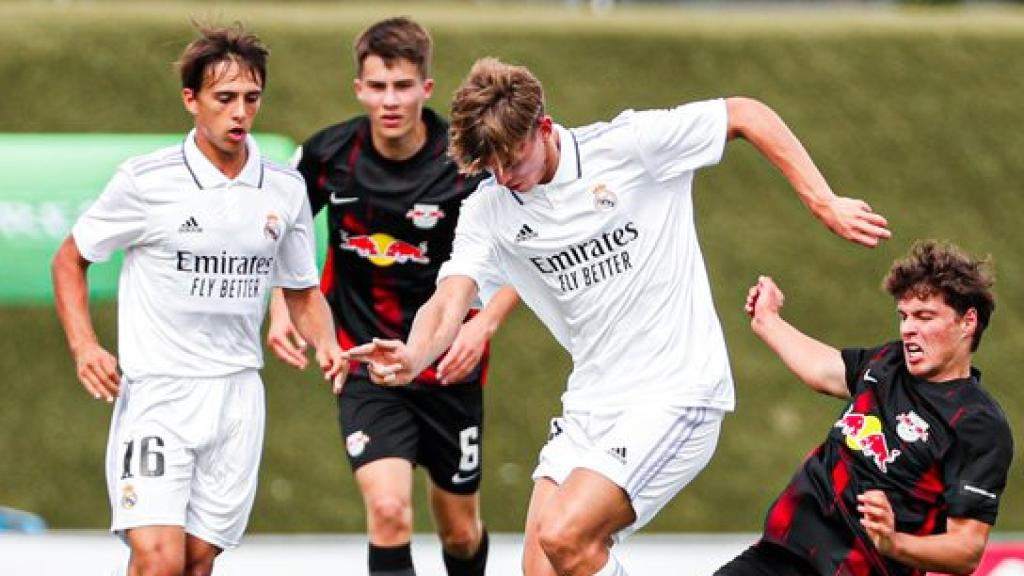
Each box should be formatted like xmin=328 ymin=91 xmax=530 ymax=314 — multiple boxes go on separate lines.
xmin=1 ymin=2 xmax=1022 ymax=534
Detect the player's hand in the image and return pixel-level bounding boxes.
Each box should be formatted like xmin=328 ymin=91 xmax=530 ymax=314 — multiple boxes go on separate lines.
xmin=74 ymin=342 xmax=120 ymax=403
xmin=437 ymin=316 xmax=490 ymax=385
xmin=821 ymin=196 xmax=891 ymax=248
xmin=317 ymin=344 xmax=349 ymax=395
xmin=858 ymin=490 xmax=898 ymax=555
xmin=745 ymin=275 xmax=784 ymax=320
xmin=267 ymin=317 xmax=308 ymax=370
xmin=348 ymin=338 xmax=416 ymax=387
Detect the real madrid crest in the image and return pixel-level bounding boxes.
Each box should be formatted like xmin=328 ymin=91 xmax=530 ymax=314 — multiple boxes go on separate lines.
xmin=121 ymin=484 xmax=138 ymax=510
xmin=591 ymin=184 xmax=617 ymax=212
xmin=264 ymin=212 xmax=282 ymax=241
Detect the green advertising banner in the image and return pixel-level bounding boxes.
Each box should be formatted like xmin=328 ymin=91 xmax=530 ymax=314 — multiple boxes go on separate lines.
xmin=0 ymin=133 xmax=324 ymax=303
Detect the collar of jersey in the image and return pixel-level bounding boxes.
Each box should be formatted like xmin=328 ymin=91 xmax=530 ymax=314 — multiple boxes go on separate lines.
xmin=182 ymin=128 xmax=263 ymax=190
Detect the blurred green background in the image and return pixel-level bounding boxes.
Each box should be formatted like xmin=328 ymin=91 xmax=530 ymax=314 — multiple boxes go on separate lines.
xmin=0 ymin=1 xmax=1021 ymax=535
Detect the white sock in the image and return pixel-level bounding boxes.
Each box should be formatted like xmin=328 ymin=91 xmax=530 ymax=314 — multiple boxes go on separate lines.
xmin=593 ymin=552 xmax=628 ymax=576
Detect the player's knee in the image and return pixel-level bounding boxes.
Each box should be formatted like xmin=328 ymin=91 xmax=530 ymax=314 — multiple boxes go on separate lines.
xmin=367 ymin=494 xmax=413 ymax=535
xmin=537 ymin=516 xmax=603 ymax=573
xmin=130 ymin=546 xmax=185 ymax=576
xmin=439 ymin=522 xmax=480 ymax=558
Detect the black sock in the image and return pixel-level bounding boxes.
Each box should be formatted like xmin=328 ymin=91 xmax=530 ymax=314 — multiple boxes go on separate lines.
xmin=442 ymin=529 xmax=489 ymax=576
xmin=369 ymin=542 xmax=416 ymax=576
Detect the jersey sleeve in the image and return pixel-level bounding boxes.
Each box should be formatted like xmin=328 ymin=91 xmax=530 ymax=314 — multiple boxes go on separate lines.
xmin=629 ymin=98 xmax=729 ymax=183
xmin=272 ymin=190 xmax=320 ymax=290
xmin=437 ymin=191 xmax=506 ymax=306
xmin=840 ymin=345 xmax=883 ymax=397
xmin=942 ymin=406 xmax=1014 ymax=524
xmin=71 ymin=166 xmax=148 ymax=263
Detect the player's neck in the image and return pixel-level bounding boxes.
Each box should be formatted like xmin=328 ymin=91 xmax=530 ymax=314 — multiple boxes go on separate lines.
xmin=371 ymin=119 xmax=428 ymax=162
xmin=195 ymin=136 xmax=248 ymax=180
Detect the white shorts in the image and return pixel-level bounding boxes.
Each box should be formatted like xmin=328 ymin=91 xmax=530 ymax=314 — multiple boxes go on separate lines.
xmin=532 ymin=404 xmax=722 ymax=542
xmin=105 ymin=369 xmax=265 ymax=550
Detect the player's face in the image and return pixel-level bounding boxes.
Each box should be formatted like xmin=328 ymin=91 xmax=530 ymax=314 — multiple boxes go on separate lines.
xmin=897 ymin=293 xmax=974 ymax=382
xmin=355 ymin=55 xmax=434 ymax=147
xmin=182 ymin=60 xmax=262 ymax=171
xmin=490 ymin=117 xmax=558 ymax=193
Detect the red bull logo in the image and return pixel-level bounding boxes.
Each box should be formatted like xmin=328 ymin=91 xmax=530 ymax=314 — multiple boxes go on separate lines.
xmin=339 ymin=232 xmax=429 ymax=267
xmin=896 ymin=411 xmax=930 ymax=443
xmin=835 ymin=408 xmax=901 ymax=473
xmin=406 ymin=203 xmax=445 ymax=229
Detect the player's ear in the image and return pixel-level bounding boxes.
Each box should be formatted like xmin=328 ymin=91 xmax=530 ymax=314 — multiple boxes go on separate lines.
xmin=182 ymin=88 xmax=198 ymax=115
xmin=422 ymin=77 xmax=435 ymax=99
xmin=961 ymin=308 xmax=978 ymax=340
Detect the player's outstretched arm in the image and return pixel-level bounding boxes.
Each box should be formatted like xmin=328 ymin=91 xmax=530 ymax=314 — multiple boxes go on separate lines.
xmin=51 ymin=235 xmax=120 ymax=403
xmin=350 ymin=275 xmax=480 ymax=387
xmin=437 ymin=285 xmax=519 ymax=385
xmin=857 ymin=490 xmax=988 ymax=575
xmin=267 ymin=287 xmax=309 ymax=369
xmin=282 ymin=287 xmax=348 ymax=394
xmin=746 ymin=276 xmax=848 ymax=398
xmin=725 ymin=97 xmax=891 ymax=248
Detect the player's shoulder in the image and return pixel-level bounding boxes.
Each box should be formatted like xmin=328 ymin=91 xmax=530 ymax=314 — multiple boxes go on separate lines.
xmin=260 ymin=156 xmax=305 ymax=188
xmin=301 ymin=116 xmax=368 ymax=162
xmin=121 ymin=143 xmax=186 ymax=179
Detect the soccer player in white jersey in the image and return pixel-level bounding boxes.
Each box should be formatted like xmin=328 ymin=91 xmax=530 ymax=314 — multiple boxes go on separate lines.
xmin=350 ymin=57 xmax=892 ymax=576
xmin=51 ymin=25 xmax=348 ymax=576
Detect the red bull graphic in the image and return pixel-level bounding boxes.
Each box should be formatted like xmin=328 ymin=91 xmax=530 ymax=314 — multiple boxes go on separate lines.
xmin=339 ymin=231 xmax=429 ymax=267
xmin=835 ymin=407 xmax=901 ymax=473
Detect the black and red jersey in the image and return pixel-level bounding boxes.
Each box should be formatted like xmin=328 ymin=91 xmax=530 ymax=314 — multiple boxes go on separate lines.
xmin=761 ymin=341 xmax=1013 ymax=576
xmin=295 ymin=108 xmax=487 ymax=385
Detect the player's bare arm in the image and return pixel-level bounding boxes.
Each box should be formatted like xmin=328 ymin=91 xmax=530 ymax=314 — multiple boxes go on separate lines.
xmin=350 ymin=275 xmax=479 ymax=387
xmin=51 ymin=235 xmax=120 ymax=403
xmin=282 ymin=287 xmax=348 ymax=393
xmin=267 ymin=287 xmax=309 ymax=369
xmin=725 ymin=97 xmax=891 ymax=248
xmin=746 ymin=275 xmax=848 ymax=398
xmin=857 ymin=490 xmax=988 ymax=575
xmin=437 ymin=285 xmax=519 ymax=385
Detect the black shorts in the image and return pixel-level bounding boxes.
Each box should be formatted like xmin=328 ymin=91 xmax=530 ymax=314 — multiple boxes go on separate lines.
xmin=338 ymin=376 xmax=484 ymax=495
xmin=714 ymin=541 xmax=820 ymax=576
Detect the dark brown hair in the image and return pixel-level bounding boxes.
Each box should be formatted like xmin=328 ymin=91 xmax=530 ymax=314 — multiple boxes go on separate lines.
xmin=177 ymin=22 xmax=269 ymax=93
xmin=448 ymin=57 xmax=545 ymax=175
xmin=354 ymin=17 xmax=432 ymax=79
xmin=883 ymin=239 xmax=995 ymax=351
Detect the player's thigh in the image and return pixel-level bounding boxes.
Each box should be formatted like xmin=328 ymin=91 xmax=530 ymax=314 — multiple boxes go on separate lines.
xmin=541 ymin=468 xmax=634 ymax=542
xmin=187 ymin=370 xmax=265 ymax=550
xmin=413 ymin=381 xmax=484 ymax=495
xmin=106 ymin=377 xmax=207 ymax=535
xmin=126 ymin=525 xmax=187 ymax=569
xmin=339 ymin=377 xmax=419 ymax=469
xmin=427 ymin=482 xmax=480 ymax=535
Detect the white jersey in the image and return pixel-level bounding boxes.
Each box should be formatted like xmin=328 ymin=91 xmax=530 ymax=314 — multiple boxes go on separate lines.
xmin=73 ymin=130 xmax=319 ymax=379
xmin=439 ymin=99 xmax=735 ymax=412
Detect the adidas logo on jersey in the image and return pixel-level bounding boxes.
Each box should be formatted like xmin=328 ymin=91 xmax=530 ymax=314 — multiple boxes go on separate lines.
xmin=607 ymin=446 xmax=627 ymax=464
xmin=179 ymin=216 xmax=202 ymax=233
xmin=515 ymin=224 xmax=538 ymax=243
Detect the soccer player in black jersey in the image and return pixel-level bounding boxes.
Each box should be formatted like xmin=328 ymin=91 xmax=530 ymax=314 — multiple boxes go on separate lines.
xmin=267 ymin=17 xmax=516 ymax=576
xmin=716 ymin=240 xmax=1013 ymax=576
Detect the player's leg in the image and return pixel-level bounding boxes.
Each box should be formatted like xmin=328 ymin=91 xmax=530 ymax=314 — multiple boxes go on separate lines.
xmin=533 ymin=468 xmax=635 ymax=576
xmin=186 ymin=370 xmax=265 ymax=574
xmin=340 ymin=377 xmax=420 ymax=575
xmin=522 ymin=477 xmax=560 ymax=576
xmin=427 ymin=485 xmax=487 ymax=576
xmin=412 ymin=380 xmax=487 ymax=575
xmin=125 ymin=526 xmax=186 ymax=576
